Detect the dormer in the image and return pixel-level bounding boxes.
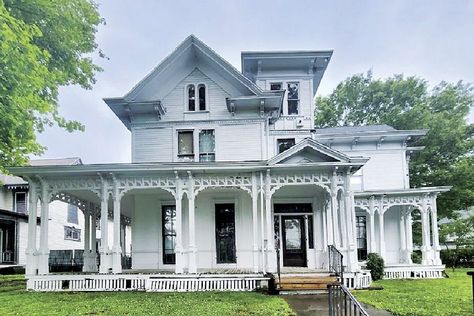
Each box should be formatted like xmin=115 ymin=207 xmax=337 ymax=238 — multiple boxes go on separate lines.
xmin=241 ymin=50 xmax=332 ymax=130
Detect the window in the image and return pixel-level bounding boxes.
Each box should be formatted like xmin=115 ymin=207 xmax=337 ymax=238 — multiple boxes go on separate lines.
xmin=199 ymin=129 xmax=215 ymax=162
xmin=67 ymin=204 xmax=78 ymax=224
xmin=277 ymin=138 xmax=296 ymax=154
xmin=64 ymin=226 xmax=81 ymax=241
xmin=14 ymin=192 xmax=27 ymax=214
xmin=356 ymin=216 xmax=367 ymax=261
xmin=162 ymin=205 xmax=176 ymax=264
xmin=270 ymin=82 xmax=282 ymax=91
xmin=287 ymin=82 xmax=299 ymax=115
xmin=187 ymin=84 xmax=206 ymax=111
xmin=177 ymin=131 xmax=194 ymax=161
xmin=215 ymin=203 xmax=236 ymax=264
xmin=187 ymin=84 xmax=195 ymax=111
xmin=198 ymin=84 xmax=206 ymax=111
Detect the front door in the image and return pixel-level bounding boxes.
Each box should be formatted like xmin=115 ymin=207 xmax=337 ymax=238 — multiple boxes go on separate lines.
xmin=282 ymin=216 xmax=306 ymax=267
xmin=215 ymin=203 xmax=236 ymax=264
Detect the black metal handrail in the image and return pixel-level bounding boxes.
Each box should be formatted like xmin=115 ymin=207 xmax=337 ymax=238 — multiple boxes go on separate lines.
xmin=328 ymin=245 xmax=344 ymax=283
xmin=328 ymin=283 xmax=369 ymax=316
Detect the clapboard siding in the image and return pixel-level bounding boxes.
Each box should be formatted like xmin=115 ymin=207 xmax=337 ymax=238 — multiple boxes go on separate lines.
xmin=161 ymin=68 xmax=253 ymax=122
xmin=132 ymin=127 xmax=173 ymax=163
xmin=217 ymin=122 xmax=263 ymax=161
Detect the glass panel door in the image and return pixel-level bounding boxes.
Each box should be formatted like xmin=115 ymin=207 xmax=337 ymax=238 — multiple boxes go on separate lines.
xmin=215 ymin=203 xmax=236 ymax=264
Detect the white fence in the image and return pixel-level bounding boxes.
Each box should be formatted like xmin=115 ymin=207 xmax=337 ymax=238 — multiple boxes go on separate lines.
xmin=26 ymin=274 xmax=268 ymax=292
xmin=384 ymin=265 xmax=444 ymax=279
xmin=342 ymin=270 xmax=372 ymax=289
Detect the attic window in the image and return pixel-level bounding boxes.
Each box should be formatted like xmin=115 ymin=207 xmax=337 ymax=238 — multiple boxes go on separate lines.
xmin=187 ymin=84 xmax=206 ymax=111
xmin=198 ymin=84 xmax=206 ymax=110
xmin=187 ymin=85 xmax=195 ymax=111
xmin=277 ymin=138 xmax=296 ymax=154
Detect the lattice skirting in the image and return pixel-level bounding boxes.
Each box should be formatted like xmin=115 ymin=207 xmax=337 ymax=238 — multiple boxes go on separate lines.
xmin=384 ymin=265 xmax=445 ymax=279
xmin=342 ymin=270 xmax=372 ymax=289
xmin=26 ymin=274 xmax=268 ymax=292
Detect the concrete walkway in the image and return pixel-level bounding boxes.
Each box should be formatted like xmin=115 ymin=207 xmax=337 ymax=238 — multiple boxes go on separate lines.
xmin=283 ymin=294 xmax=393 ymax=316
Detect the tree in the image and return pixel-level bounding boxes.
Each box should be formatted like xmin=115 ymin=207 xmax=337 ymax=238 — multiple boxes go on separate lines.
xmin=0 ymin=0 xmax=103 ymax=172
xmin=439 ymin=211 xmax=474 ymax=270
xmin=315 ymin=72 xmax=474 ymax=218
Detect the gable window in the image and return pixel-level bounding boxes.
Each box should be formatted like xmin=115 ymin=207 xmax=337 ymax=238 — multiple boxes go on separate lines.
xmin=162 ymin=205 xmax=176 ymax=264
xmin=277 ymin=138 xmax=296 ymax=154
xmin=64 ymin=226 xmax=81 ymax=241
xmin=178 ymin=131 xmax=194 ymax=161
xmin=199 ymin=129 xmax=215 ymax=162
xmin=14 ymin=192 xmax=27 ymax=214
xmin=187 ymin=84 xmax=195 ymax=111
xmin=67 ymin=204 xmax=78 ymax=224
xmin=287 ymin=82 xmax=299 ymax=115
xmin=198 ymin=84 xmax=206 ymax=111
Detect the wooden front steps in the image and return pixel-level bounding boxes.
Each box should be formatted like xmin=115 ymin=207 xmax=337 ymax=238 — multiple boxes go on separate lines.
xmin=276 ymin=273 xmax=337 ymax=292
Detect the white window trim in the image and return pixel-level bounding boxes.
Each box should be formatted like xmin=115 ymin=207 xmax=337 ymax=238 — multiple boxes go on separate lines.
xmin=175 ymin=127 xmax=217 ymax=162
xmin=286 ymin=81 xmax=300 ymax=116
xmin=183 ymin=83 xmax=209 ymax=112
xmin=14 ymin=191 xmax=27 ymax=213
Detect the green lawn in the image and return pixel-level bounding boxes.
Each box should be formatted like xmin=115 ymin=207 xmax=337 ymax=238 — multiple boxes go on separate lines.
xmin=0 ymin=275 xmax=294 ymax=316
xmin=353 ymin=268 xmax=473 ymax=316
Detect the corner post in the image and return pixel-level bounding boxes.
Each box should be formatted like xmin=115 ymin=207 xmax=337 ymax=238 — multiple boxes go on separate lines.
xmin=369 ymin=196 xmax=377 ymax=253
xmin=98 ymin=174 xmax=112 ymax=273
xmin=175 ymin=171 xmax=184 ymax=274
xmin=111 ymin=176 xmax=122 ymax=274
xmin=431 ymin=195 xmax=442 ymax=265
xmin=37 ymin=178 xmax=50 ymax=275
xmin=265 ymin=169 xmax=276 ymax=272
xmin=25 ymin=179 xmax=38 ymax=275
xmin=187 ymin=171 xmax=197 ymax=274
xmin=251 ymin=172 xmax=259 ymax=273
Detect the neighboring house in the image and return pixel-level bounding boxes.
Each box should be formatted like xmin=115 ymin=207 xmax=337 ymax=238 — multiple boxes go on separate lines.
xmin=0 ymin=158 xmax=131 ymax=270
xmin=9 ymin=35 xmax=449 ymax=291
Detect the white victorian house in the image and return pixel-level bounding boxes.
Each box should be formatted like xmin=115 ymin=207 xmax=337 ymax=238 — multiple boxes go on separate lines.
xmin=9 ymin=35 xmax=449 ymax=292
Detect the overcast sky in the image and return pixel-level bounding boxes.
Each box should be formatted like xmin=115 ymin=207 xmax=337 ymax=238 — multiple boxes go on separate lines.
xmin=35 ymin=0 xmax=474 ymax=164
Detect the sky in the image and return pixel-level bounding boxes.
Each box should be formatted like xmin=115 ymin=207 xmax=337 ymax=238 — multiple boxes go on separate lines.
xmin=35 ymin=0 xmax=474 ymax=164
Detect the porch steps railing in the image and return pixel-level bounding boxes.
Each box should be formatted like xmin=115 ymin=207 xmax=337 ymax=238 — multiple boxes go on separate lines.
xmin=328 ymin=283 xmax=369 ymax=316
xmin=26 ymin=274 xmax=268 ymax=292
xmin=328 ymin=245 xmax=344 ymax=283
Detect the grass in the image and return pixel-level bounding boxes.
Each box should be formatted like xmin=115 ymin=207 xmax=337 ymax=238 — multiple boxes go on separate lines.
xmin=353 ymin=268 xmax=473 ymax=316
xmin=0 ymin=275 xmax=295 ymax=316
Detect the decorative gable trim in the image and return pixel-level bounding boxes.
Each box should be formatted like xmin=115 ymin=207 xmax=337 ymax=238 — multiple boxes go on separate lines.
xmin=267 ymin=138 xmax=353 ymax=165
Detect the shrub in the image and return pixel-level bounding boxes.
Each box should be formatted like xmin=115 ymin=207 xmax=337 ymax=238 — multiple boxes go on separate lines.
xmin=366 ymin=253 xmax=385 ymax=281
xmin=411 ymin=251 xmax=422 ymax=264
xmin=440 ymin=248 xmax=474 ymax=268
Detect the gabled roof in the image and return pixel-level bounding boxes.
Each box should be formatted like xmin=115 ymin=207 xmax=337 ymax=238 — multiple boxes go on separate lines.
xmin=267 ymin=138 xmax=368 ymax=165
xmin=104 ymin=35 xmax=284 ymax=130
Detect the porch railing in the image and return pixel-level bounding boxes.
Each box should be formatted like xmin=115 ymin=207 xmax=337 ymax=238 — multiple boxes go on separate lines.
xmin=328 ymin=283 xmax=369 ymax=316
xmin=328 ymin=245 xmax=344 ymax=283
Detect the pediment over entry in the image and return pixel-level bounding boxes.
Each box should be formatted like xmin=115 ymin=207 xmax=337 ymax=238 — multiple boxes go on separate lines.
xmin=268 ymin=138 xmax=353 ymax=165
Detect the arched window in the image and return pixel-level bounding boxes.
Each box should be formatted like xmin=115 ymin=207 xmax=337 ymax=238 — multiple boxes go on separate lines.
xmin=198 ymin=84 xmax=206 ymax=111
xmin=187 ymin=84 xmax=195 ymax=111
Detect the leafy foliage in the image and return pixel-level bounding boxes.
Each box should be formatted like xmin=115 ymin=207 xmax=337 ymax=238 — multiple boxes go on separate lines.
xmin=0 ymin=0 xmax=103 ymax=172
xmin=353 ymin=268 xmax=472 ymax=316
xmin=315 ymin=72 xmax=474 ymax=218
xmin=439 ymin=211 xmax=474 ymax=269
xmin=366 ymin=252 xmax=385 ymax=281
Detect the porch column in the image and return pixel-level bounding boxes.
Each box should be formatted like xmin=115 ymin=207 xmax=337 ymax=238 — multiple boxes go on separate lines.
xmin=25 ymin=181 xmax=38 ymax=275
xmin=99 ymin=184 xmax=111 ymax=274
xmin=421 ymin=198 xmax=432 ymax=265
xmin=187 ymin=171 xmax=197 ymax=274
xmin=91 ymin=210 xmax=98 ymax=271
xmin=343 ymin=171 xmax=357 ymax=272
xmin=378 ymin=207 xmax=385 ymax=259
xmin=405 ymin=211 xmax=413 ymax=264
xmin=38 ymin=181 xmax=50 ymax=275
xmin=265 ymin=169 xmax=276 ymax=272
xmin=399 ymin=210 xmax=407 ymax=263
xmin=82 ymin=206 xmax=94 ymax=272
xmin=369 ymin=197 xmax=377 ymax=253
xmin=111 ymin=192 xmax=122 ymax=274
xmin=251 ymin=173 xmax=259 ymax=273
xmin=326 ymin=192 xmax=334 ymax=246
xmin=431 ymin=196 xmax=442 ymax=265
xmin=314 ymin=197 xmax=324 ymax=269
xmin=175 ymin=172 xmax=184 ymax=274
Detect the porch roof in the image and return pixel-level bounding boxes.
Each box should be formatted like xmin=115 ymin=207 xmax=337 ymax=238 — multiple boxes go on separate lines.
xmin=7 ymin=159 xmax=367 ymax=177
